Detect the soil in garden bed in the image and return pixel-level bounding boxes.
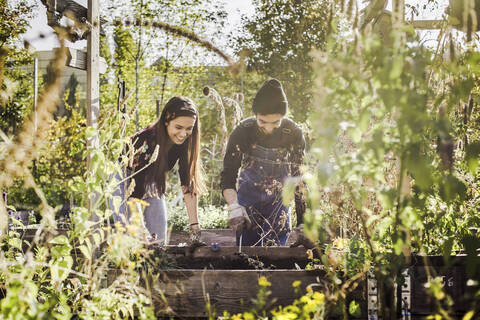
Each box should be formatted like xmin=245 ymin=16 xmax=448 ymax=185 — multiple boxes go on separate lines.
xmin=161 ymin=245 xmax=316 ymax=270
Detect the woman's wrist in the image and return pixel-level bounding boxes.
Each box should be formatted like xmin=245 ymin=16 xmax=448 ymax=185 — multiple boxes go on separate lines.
xmin=189 ymin=222 xmax=200 ymax=230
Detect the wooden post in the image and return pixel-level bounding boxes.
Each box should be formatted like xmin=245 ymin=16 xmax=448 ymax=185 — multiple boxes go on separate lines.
xmin=87 ymin=0 xmax=100 ymax=216
xmin=33 ymin=57 xmax=38 ymax=132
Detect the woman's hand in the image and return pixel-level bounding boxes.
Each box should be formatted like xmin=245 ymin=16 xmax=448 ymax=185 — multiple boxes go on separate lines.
xmin=187 ymin=225 xmax=206 ymax=252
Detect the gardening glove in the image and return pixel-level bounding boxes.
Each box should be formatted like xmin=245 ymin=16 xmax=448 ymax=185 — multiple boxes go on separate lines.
xmin=187 ymin=227 xmax=206 ymax=252
xmin=286 ymin=224 xmax=316 ymax=249
xmin=227 ymin=203 xmax=251 ymax=235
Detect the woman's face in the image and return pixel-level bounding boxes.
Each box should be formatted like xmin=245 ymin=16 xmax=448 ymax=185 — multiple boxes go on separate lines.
xmin=166 ymin=116 xmax=196 ymax=144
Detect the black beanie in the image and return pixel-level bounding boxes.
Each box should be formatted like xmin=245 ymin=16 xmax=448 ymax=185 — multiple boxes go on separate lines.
xmin=252 ymin=78 xmax=288 ymax=115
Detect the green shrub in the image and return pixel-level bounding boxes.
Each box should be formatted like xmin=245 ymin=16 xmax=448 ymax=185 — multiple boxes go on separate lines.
xmin=167 ymin=196 xmax=228 ymax=231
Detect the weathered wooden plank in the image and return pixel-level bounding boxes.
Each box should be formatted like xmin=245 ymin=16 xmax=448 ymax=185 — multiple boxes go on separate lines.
xmin=168 ymin=229 xmax=236 ymax=246
xmin=193 ymin=246 xmax=309 ymax=260
xmin=86 ymin=0 xmax=100 ymax=216
xmin=164 ymin=245 xmax=313 ymax=269
xmin=411 ymin=19 xmax=443 ymax=30
xmin=408 ymin=255 xmax=479 ymax=266
xmin=153 ymin=269 xmax=327 ymax=318
xmin=406 ymin=263 xmax=479 ymax=316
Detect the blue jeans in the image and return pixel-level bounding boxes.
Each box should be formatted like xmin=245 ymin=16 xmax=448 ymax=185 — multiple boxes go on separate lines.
xmin=109 ymin=168 xmax=168 ymax=244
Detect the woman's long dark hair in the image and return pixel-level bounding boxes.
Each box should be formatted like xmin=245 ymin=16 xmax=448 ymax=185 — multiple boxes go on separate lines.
xmin=146 ymin=96 xmax=204 ymax=195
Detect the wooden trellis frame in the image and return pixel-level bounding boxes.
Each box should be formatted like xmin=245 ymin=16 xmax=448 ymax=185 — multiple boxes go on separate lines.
xmin=42 ymin=0 xmax=101 ymax=211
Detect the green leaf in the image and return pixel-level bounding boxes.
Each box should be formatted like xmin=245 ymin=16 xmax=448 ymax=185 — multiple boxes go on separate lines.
xmin=402 ymin=24 xmax=416 ymax=36
xmin=443 ymin=237 xmax=454 ymax=261
xmin=51 ymin=256 xmax=73 ymax=283
xmin=93 ymin=232 xmax=101 ymax=247
xmin=393 ymin=238 xmax=404 ymax=255
xmin=465 ymin=141 xmax=480 ymax=174
xmin=51 ymin=245 xmax=71 ymax=258
xmin=378 ymin=188 xmax=395 ymax=210
xmin=50 ymin=235 xmax=70 ymax=246
xmin=84 ymin=237 xmax=92 ymax=254
xmin=358 ymin=109 xmax=371 ymax=133
xmin=282 ymin=177 xmax=297 ymax=206
xmin=405 ymin=148 xmax=433 ymax=190
xmin=8 ymin=237 xmax=22 ymax=250
xmin=439 ymin=175 xmax=467 ymax=203
xmin=85 ymin=126 xmax=97 ymax=138
xmin=389 ymin=56 xmax=403 ymax=80
xmin=78 ymin=245 xmax=91 ymax=260
xmin=349 ymin=127 xmax=363 ymax=143
xmin=50 ymin=264 xmax=60 ymax=283
xmin=463 ymin=311 xmax=475 ymax=320
xmin=349 ymin=300 xmax=361 ymax=317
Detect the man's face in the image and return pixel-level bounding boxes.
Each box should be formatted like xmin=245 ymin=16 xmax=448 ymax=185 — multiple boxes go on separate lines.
xmin=256 ymin=113 xmax=284 ymax=135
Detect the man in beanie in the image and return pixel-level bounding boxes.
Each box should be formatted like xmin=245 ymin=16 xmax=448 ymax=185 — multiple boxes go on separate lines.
xmin=220 ymin=78 xmax=311 ymax=247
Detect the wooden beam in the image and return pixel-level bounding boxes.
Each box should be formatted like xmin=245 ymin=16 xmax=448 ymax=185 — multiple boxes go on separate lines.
xmin=168 ymin=228 xmax=236 ymax=246
xmin=411 ymin=19 xmax=443 ymax=30
xmin=86 ymin=0 xmax=100 ymax=215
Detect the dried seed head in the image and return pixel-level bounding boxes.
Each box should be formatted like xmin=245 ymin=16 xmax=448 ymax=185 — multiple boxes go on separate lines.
xmin=203 ymin=86 xmax=210 ymax=96
xmin=234 ymin=93 xmax=244 ymax=103
xmin=149 ymin=144 xmax=159 ymax=164
xmin=126 ymin=179 xmax=136 ymax=199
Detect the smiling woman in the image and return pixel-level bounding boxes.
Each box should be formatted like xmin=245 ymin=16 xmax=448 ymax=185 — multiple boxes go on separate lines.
xmin=166 ymin=116 xmax=195 ymax=144
xmin=110 ymin=96 xmax=205 ymax=246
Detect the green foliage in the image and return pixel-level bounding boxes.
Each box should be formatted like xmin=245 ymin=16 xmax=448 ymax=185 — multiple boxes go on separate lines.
xmin=279 ymin=2 xmax=480 ymax=317
xmin=221 ymin=277 xmax=327 ymax=320
xmin=167 ymin=198 xmax=228 ymax=231
xmin=35 ymin=109 xmax=86 ymax=205
xmin=0 ymin=0 xmax=33 ymax=49
xmin=235 ymin=0 xmax=330 ymax=122
xmin=103 ymin=0 xmax=228 ymax=133
xmin=3 ymin=0 xmax=480 ymax=318
xmin=0 ymin=0 xmax=34 ymax=134
xmin=113 ymin=25 xmax=136 ymax=82
xmin=6 ymin=104 xmax=86 ymax=209
xmin=0 ymin=49 xmax=34 ymax=135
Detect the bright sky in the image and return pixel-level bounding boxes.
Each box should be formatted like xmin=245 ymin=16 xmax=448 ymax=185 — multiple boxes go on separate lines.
xmin=21 ymin=0 xmax=255 ymax=52
xmin=22 ymin=0 xmax=449 ymax=52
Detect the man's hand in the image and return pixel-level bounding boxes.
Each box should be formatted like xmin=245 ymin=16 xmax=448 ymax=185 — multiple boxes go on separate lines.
xmin=286 ymin=224 xmax=316 ymax=249
xmin=228 ymin=203 xmax=251 ymax=234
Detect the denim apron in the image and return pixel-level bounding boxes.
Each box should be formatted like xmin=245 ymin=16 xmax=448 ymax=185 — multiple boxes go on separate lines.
xmin=237 ymin=144 xmax=291 ymax=246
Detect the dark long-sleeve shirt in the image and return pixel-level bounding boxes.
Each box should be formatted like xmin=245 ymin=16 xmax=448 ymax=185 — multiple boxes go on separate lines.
xmin=220 ymin=117 xmax=306 ymax=224
xmin=127 ymin=124 xmax=189 ymax=199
